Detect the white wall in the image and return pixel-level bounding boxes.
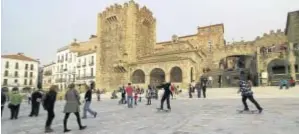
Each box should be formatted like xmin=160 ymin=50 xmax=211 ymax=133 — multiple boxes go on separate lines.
xmin=76 ymin=52 xmax=96 ymax=85
xmin=1 ymin=58 xmax=39 ymax=90
xmin=55 ymin=49 xmax=78 ymax=90
xmin=42 ymin=63 xmax=56 ymax=89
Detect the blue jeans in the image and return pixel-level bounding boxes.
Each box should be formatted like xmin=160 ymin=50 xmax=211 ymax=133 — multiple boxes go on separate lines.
xmin=127 ymin=96 xmax=133 ymax=108
xmin=83 ymin=101 xmax=96 ymax=117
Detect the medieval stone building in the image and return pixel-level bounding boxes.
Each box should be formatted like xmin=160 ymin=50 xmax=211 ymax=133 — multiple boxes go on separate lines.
xmin=61 ymin=1 xmax=298 ymax=90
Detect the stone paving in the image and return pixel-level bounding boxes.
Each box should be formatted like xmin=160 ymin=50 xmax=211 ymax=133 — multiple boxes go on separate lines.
xmin=1 ymin=87 xmax=299 ymax=134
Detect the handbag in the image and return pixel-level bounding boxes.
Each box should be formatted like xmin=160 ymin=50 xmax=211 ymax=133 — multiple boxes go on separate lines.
xmin=8 ymin=103 xmax=13 ymax=109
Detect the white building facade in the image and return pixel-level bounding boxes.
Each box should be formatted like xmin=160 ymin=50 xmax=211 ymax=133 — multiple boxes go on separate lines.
xmin=75 ymin=50 xmax=96 ymax=86
xmin=55 ymin=47 xmax=78 ymax=91
xmin=1 ymin=53 xmax=39 ymax=91
xmin=42 ymin=62 xmax=56 ymax=90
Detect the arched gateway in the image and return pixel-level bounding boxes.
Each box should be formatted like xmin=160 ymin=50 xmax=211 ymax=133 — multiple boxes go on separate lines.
xmin=170 ymin=66 xmax=182 ymax=83
xmin=131 ymin=69 xmax=145 ymax=84
xmin=150 ymin=68 xmax=165 ymax=86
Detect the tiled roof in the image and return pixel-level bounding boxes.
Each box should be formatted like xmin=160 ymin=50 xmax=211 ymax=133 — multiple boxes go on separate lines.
xmin=1 ymin=53 xmax=39 ymax=63
xmin=43 ymin=62 xmax=55 ymax=67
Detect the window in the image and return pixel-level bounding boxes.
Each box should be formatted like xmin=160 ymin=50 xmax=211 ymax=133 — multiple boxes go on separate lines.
xmin=24 ymin=79 xmax=27 ymax=85
xmin=65 ymin=53 xmax=68 ymax=61
xmin=61 ymin=56 xmax=64 ymax=62
xmin=5 ymin=61 xmax=9 ymax=68
xmin=57 ymin=56 xmax=60 ymax=62
xmin=3 ymin=79 xmax=8 ymax=85
xmin=15 ymin=62 xmax=19 ymax=69
xmin=14 ymin=71 xmax=18 ymax=77
xmin=14 ymin=79 xmax=18 ymax=83
xmin=91 ymin=68 xmax=94 ymax=77
xmin=30 ymin=72 xmax=33 ymax=77
xmin=78 ymin=70 xmax=80 ymax=77
xmin=24 ymin=72 xmax=28 ymax=77
xmin=30 ymin=64 xmax=34 ymax=70
xmin=4 ymin=70 xmax=9 ymax=76
xmin=25 ymin=64 xmax=28 ymax=70
xmin=83 ymin=69 xmax=86 ymax=77
xmin=29 ymin=79 xmax=32 ymax=85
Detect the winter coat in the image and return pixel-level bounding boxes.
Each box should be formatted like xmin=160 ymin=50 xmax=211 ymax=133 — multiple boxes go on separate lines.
xmin=9 ymin=91 xmax=22 ymax=106
xmin=43 ymin=90 xmax=57 ymax=111
xmin=63 ymin=89 xmax=80 ymax=113
xmin=1 ymin=93 xmax=6 ymax=106
xmin=31 ymin=91 xmax=43 ymax=103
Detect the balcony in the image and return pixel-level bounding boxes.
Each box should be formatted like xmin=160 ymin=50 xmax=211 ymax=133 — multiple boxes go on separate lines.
xmin=77 ymin=63 xmax=81 ymax=68
xmin=55 ymin=78 xmax=66 ymax=83
xmin=82 ymin=62 xmax=86 ymax=67
xmin=64 ymin=68 xmax=68 ymax=72
xmin=76 ymin=75 xmax=95 ymax=80
xmin=44 ymin=71 xmax=52 ymax=76
xmin=89 ymin=62 xmax=94 ymax=66
xmin=3 ymin=75 xmax=19 ymax=78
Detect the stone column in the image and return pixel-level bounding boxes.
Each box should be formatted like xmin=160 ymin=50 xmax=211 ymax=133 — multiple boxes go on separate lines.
xmin=256 ymin=47 xmax=261 ymax=86
xmin=165 ymin=73 xmax=170 ymax=83
xmin=145 ymin=74 xmax=150 ymax=86
xmin=288 ymin=42 xmax=296 ymax=80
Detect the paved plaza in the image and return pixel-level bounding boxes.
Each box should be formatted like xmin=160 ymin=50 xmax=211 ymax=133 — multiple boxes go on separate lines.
xmin=1 ymin=87 xmax=299 ymax=134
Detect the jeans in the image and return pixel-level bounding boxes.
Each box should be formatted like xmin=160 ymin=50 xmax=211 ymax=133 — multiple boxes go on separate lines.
xmin=242 ymin=95 xmax=262 ymax=110
xmin=160 ymin=93 xmax=171 ymax=110
xmin=46 ymin=109 xmax=55 ymax=128
xmin=9 ymin=104 xmax=20 ymax=119
xmin=202 ymin=86 xmax=207 ymax=98
xmin=127 ymin=96 xmax=133 ymax=108
xmin=30 ymin=102 xmax=40 ymax=116
xmin=280 ymin=84 xmax=289 ymax=90
xmin=83 ymin=101 xmax=96 ymax=117
xmin=63 ymin=112 xmax=83 ymax=130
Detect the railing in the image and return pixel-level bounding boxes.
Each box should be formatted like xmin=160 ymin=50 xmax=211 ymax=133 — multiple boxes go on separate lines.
xmin=76 ymin=76 xmax=95 ymax=80
xmin=64 ymin=68 xmax=68 ymax=72
xmin=3 ymin=75 xmax=20 ymax=78
xmin=77 ymin=64 xmax=81 ymax=68
xmin=89 ymin=62 xmax=94 ymax=66
xmin=44 ymin=71 xmax=52 ymax=76
xmin=82 ymin=62 xmax=86 ymax=67
xmin=55 ymin=78 xmax=66 ymax=83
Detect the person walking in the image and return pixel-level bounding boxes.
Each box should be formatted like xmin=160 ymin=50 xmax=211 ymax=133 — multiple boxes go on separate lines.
xmin=157 ymin=82 xmax=172 ymax=111
xmin=146 ymin=85 xmax=152 ymax=105
xmin=82 ymin=83 xmax=97 ymax=119
xmin=208 ymin=76 xmax=213 ymax=88
xmin=43 ymin=85 xmax=58 ymax=133
xmin=125 ymin=83 xmax=133 ymax=108
xmin=29 ymin=89 xmax=43 ymax=117
xmin=8 ymin=87 xmax=22 ymax=120
xmin=1 ymin=90 xmax=7 ymax=117
xmin=27 ymin=92 xmax=31 ymax=105
xmin=238 ymin=72 xmax=263 ymax=113
xmin=201 ymin=75 xmax=208 ymax=98
xmin=96 ymin=89 xmax=101 ymax=101
xmin=170 ymin=84 xmax=175 ymax=99
xmin=63 ymin=84 xmax=86 ymax=133
xmin=195 ymin=82 xmax=202 ymax=98
xmin=188 ymin=84 xmax=193 ymax=98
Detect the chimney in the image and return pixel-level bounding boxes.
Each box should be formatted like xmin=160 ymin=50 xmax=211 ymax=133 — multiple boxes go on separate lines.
xmin=17 ymin=52 xmax=24 ymax=55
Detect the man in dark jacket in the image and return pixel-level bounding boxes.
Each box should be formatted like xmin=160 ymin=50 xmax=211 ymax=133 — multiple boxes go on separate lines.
xmin=29 ymin=89 xmax=43 ymax=117
xmin=1 ymin=90 xmax=6 ymax=117
xmin=200 ymin=75 xmax=208 ymax=98
xmin=157 ymin=82 xmax=172 ymax=111
xmin=43 ymin=85 xmax=57 ymax=133
xmin=82 ymin=83 xmax=97 ymax=119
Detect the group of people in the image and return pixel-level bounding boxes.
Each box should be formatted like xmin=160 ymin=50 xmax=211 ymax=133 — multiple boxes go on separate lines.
xmin=1 ymin=82 xmax=100 ymax=133
xmin=188 ymin=76 xmax=209 ymax=98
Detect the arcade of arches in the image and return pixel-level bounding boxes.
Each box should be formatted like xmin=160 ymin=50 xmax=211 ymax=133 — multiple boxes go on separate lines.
xmin=131 ymin=67 xmax=184 ymax=87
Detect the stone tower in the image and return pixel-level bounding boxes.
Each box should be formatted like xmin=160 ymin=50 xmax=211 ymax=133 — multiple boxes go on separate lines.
xmin=95 ymin=0 xmax=156 ymax=90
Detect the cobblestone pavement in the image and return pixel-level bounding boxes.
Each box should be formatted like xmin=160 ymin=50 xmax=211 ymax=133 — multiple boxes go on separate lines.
xmin=1 ymin=87 xmax=299 ymax=134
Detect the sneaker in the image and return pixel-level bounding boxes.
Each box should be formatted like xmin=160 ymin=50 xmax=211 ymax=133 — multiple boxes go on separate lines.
xmin=64 ymin=129 xmax=71 ymax=133
xmin=94 ymin=112 xmax=97 ymax=118
xmin=45 ymin=127 xmax=53 ymax=133
xmin=79 ymin=126 xmax=87 ymax=130
xmin=82 ymin=117 xmax=87 ymax=119
xmin=258 ymin=108 xmax=263 ymax=113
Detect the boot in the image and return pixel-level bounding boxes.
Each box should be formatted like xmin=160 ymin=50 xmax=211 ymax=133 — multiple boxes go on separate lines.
xmin=79 ymin=126 xmax=87 ymax=130
xmin=45 ymin=127 xmax=53 ymax=133
xmin=63 ymin=120 xmax=71 ymax=133
xmin=258 ymin=108 xmax=263 ymax=113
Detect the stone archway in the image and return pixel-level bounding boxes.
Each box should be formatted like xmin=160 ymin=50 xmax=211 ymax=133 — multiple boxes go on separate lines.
xmin=267 ymin=58 xmax=290 ymax=85
xmin=132 ymin=69 xmax=145 ymax=84
xmin=170 ymin=66 xmax=182 ymax=83
xmin=150 ymin=68 xmax=165 ymax=86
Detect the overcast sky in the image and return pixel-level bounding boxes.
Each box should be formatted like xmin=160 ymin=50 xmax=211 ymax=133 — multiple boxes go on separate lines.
xmin=2 ymin=0 xmax=298 ymax=65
